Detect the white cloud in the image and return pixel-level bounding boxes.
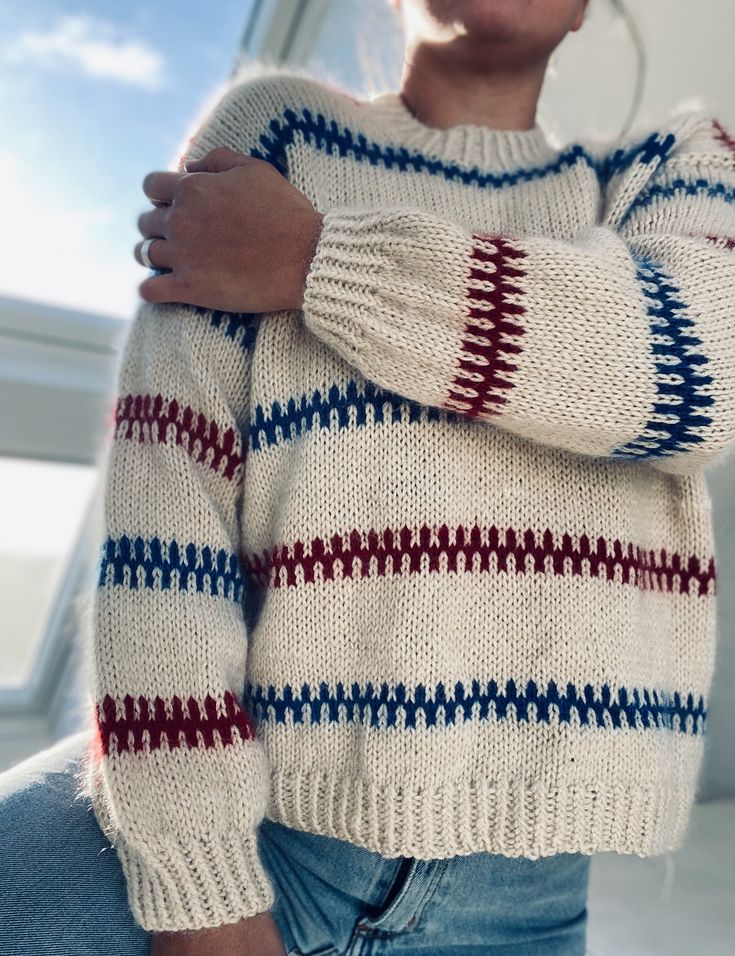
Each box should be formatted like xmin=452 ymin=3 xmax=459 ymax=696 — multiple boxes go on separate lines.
xmin=7 ymin=14 xmax=167 ymax=90
xmin=0 ymin=146 xmax=141 ymax=320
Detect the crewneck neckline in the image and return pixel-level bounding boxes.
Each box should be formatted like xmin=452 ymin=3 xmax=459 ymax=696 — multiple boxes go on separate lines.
xmin=363 ymin=90 xmax=558 ymax=170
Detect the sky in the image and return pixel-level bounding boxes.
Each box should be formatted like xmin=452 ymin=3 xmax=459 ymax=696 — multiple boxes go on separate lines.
xmin=0 ymin=0 xmax=256 ymax=320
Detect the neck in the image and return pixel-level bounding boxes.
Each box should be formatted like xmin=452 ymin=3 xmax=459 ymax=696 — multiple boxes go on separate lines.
xmin=398 ymin=41 xmax=548 ymax=132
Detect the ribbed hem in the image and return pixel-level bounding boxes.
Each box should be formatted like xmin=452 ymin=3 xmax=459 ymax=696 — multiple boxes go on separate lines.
xmin=268 ymin=771 xmax=696 ymax=860
xmin=117 ymin=831 xmax=275 ymax=933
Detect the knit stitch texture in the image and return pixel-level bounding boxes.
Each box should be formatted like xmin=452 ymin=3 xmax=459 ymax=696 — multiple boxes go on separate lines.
xmin=78 ymin=64 xmax=735 ymax=932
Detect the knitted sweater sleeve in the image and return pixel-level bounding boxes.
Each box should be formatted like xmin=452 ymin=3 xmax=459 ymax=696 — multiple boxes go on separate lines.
xmin=81 ymin=73 xmax=288 ymax=933
xmin=301 ymin=110 xmax=735 ymax=477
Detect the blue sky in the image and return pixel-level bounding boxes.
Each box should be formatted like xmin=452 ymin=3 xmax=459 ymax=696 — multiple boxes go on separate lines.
xmin=0 ymin=0 xmax=256 ymax=318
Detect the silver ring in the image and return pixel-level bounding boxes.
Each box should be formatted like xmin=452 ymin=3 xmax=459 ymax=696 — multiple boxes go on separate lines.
xmin=140 ymin=237 xmax=159 ymax=269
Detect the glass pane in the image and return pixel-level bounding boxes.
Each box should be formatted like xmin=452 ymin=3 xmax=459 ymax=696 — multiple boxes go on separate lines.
xmin=306 ymin=0 xmax=402 ymax=96
xmin=0 ymin=1 xmax=257 ymax=320
xmin=0 ymin=457 xmax=96 ymax=687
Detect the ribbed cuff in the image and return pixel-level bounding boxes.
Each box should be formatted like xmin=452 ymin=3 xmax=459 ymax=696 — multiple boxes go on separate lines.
xmin=301 ymin=207 xmax=386 ymax=362
xmin=117 ymin=830 xmax=275 ymax=933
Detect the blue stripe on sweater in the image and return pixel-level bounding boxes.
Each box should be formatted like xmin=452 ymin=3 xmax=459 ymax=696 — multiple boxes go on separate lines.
xmin=249 ymin=379 xmax=459 ymax=452
xmin=98 ymin=535 xmax=244 ymax=602
xmin=248 ymin=101 xmax=677 ymax=189
xmin=619 ymin=178 xmax=735 ymax=228
xmin=612 ymin=258 xmax=714 ymax=461
xmin=596 ymin=131 xmax=676 ymax=187
xmin=244 ymin=677 xmax=706 ymax=735
xmin=192 ymin=305 xmax=261 ymax=354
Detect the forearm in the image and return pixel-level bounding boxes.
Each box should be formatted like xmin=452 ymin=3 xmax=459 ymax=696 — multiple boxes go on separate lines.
xmin=86 ymin=301 xmax=274 ymax=932
xmin=300 ymin=194 xmax=735 ymax=476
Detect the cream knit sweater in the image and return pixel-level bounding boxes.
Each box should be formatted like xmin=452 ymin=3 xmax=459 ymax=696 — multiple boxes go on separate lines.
xmin=80 ymin=66 xmax=735 ymax=932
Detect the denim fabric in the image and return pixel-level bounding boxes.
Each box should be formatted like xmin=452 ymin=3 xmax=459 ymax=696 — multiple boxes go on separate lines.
xmin=0 ymin=737 xmax=590 ymax=955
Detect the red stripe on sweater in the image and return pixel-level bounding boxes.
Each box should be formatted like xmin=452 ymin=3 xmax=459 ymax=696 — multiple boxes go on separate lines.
xmin=713 ymin=118 xmax=735 ymax=156
xmin=705 ymin=234 xmax=735 ymax=250
xmin=95 ymin=690 xmax=258 ymax=756
xmin=447 ymin=235 xmax=527 ymax=417
xmin=242 ymin=522 xmax=716 ymax=597
xmin=115 ymin=393 xmax=246 ymax=481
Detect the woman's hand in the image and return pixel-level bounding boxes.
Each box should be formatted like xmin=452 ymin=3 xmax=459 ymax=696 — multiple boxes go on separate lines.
xmin=135 ymin=146 xmax=324 ymax=314
xmin=150 ymin=909 xmax=288 ymax=956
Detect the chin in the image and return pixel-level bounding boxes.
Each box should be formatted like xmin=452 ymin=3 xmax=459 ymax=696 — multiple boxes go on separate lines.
xmin=440 ymin=0 xmax=528 ymax=37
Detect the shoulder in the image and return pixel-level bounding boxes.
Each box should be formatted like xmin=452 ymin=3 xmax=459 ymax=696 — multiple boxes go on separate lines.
xmin=591 ymin=105 xmax=735 ymax=232
xmin=214 ymin=61 xmax=362 ymax=129
xmin=637 ymin=105 xmax=735 ymax=179
xmin=185 ymin=62 xmax=317 ymax=132
xmin=182 ymin=62 xmax=361 ymax=166
xmin=627 ymin=106 xmax=735 ymax=210
xmin=220 ymin=61 xmax=332 ymax=116
xmin=584 ymin=105 xmax=735 ymax=183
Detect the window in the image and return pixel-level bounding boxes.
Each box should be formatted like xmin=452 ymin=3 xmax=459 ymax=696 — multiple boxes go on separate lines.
xmin=0 ymin=458 xmax=96 ymax=687
xmin=0 ymin=0 xmax=260 ymax=750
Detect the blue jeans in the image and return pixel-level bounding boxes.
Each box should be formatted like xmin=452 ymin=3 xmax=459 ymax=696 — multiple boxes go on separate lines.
xmin=0 ymin=735 xmax=590 ymax=955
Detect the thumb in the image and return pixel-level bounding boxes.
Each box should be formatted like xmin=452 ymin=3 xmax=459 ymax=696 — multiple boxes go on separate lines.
xmin=185 ymin=146 xmax=251 ymax=173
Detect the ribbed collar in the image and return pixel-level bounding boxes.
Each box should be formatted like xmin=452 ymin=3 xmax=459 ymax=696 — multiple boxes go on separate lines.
xmin=362 ymin=90 xmax=559 ymax=170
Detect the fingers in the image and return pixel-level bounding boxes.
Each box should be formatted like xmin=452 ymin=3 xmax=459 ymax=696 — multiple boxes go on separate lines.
xmin=185 ymin=146 xmax=253 ymax=173
xmin=133 ymin=237 xmax=174 ymax=270
xmin=137 ymin=205 xmax=169 ymax=239
xmin=142 ymin=170 xmax=183 ymax=203
xmin=135 ymin=205 xmax=172 ymax=268
xmin=138 ymin=270 xmax=181 ymax=304
xmin=141 ymin=146 xmax=253 ymax=206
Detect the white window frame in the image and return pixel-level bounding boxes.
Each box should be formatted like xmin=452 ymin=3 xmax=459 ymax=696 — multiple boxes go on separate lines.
xmin=0 ymin=295 xmax=123 ymax=762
